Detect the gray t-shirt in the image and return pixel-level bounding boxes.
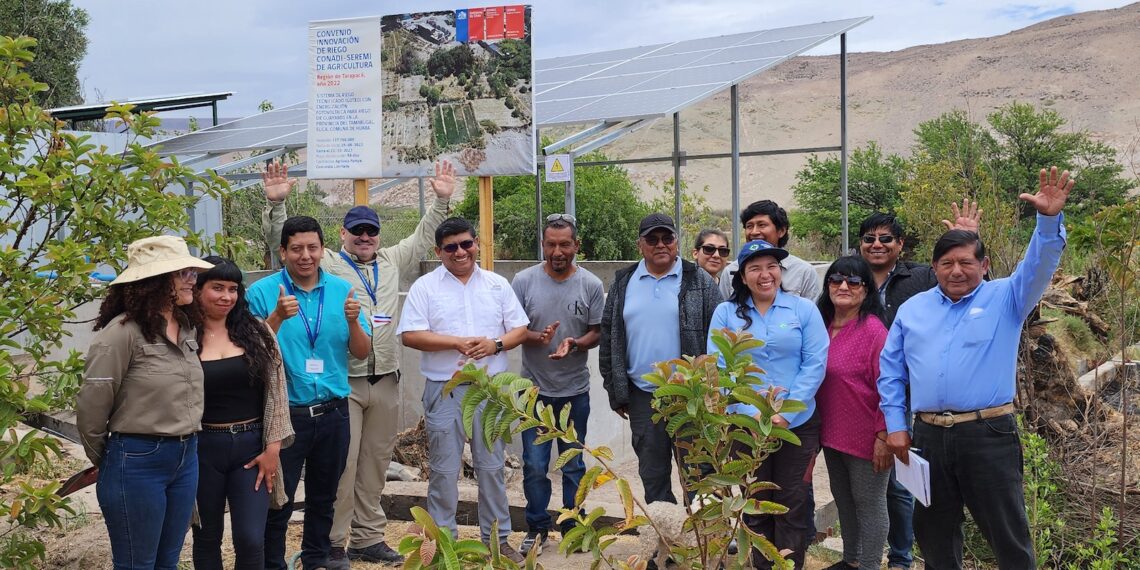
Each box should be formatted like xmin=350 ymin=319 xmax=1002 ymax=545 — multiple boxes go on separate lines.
xmin=511 ymin=264 xmax=605 ymax=397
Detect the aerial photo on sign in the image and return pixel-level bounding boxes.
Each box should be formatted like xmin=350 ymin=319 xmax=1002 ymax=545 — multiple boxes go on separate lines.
xmin=380 ymin=6 xmax=534 ymax=177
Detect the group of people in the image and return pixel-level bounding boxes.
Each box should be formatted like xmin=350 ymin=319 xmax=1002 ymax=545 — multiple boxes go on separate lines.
xmin=76 ymin=158 xmax=1072 ymax=570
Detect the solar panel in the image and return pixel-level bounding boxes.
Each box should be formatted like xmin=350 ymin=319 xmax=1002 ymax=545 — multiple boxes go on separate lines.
xmin=535 ymin=16 xmax=870 ymax=127
xmin=150 ymin=103 xmax=308 ymax=155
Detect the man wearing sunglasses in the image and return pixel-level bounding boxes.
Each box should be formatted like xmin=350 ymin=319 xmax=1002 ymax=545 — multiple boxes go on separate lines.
xmin=398 ymin=217 xmax=530 ymax=563
xmin=601 ymin=213 xmax=721 ymax=506
xmin=510 ymin=213 xmax=605 ymax=557
xmin=260 ymin=160 xmax=456 ymax=567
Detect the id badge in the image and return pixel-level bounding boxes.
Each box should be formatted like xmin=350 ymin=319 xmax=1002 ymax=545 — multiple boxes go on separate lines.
xmin=305 ymin=358 xmax=325 ymax=374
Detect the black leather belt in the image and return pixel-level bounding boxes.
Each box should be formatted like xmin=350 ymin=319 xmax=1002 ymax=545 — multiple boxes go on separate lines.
xmin=202 ymin=421 xmax=263 ymax=434
xmin=290 ymin=397 xmax=346 ymax=417
xmin=114 ymin=432 xmax=194 ymax=442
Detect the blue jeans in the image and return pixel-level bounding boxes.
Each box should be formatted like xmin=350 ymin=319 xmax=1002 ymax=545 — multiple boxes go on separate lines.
xmin=192 ymin=428 xmax=270 ymax=570
xmin=521 ymin=391 xmax=590 ymax=533
xmin=886 ymin=468 xmax=915 ymax=568
xmin=97 ymin=433 xmax=199 ymax=570
xmin=264 ymin=399 xmax=350 ymax=570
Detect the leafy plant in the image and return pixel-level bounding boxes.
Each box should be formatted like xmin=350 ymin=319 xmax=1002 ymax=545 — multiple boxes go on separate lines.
xmin=403 ymin=329 xmax=798 ymax=569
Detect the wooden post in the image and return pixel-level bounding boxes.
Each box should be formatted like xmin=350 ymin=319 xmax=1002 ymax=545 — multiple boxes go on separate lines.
xmin=353 ymin=179 xmax=369 ymax=206
xmin=478 ymin=176 xmax=494 ymax=270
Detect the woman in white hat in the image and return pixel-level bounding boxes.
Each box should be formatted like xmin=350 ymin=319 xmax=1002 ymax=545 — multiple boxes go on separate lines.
xmin=76 ymin=235 xmax=213 ymax=569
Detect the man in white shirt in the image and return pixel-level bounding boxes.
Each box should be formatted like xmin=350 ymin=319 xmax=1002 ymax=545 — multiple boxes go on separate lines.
xmin=397 ymin=217 xmax=529 ymax=563
xmin=719 ymin=200 xmax=822 ymax=302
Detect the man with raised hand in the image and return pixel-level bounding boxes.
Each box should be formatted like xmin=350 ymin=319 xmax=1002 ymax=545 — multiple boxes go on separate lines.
xmin=398 ymin=217 xmax=530 ymax=564
xmin=260 ymin=161 xmax=455 ymax=568
xmin=878 ymin=167 xmax=1073 ymax=569
xmin=511 ymin=213 xmax=604 ymax=557
xmin=246 ymin=215 xmax=371 ymax=570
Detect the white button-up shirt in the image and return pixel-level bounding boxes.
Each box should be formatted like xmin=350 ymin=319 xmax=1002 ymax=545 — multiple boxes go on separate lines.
xmin=398 ymin=265 xmax=529 ymax=382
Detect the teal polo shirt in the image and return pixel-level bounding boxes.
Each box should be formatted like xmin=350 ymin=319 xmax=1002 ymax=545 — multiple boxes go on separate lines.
xmin=247 ymin=269 xmax=371 ymax=406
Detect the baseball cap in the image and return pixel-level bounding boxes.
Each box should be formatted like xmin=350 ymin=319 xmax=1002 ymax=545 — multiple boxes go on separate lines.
xmin=638 ymin=213 xmax=677 ymax=237
xmin=736 ymin=239 xmax=789 ymax=267
xmin=343 ymin=206 xmax=381 ymax=230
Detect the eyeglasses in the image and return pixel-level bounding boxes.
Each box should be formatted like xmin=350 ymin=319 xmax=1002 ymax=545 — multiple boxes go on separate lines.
xmin=177 ymin=269 xmax=199 ymax=281
xmin=441 ymin=239 xmax=476 ymax=253
xmin=642 ymin=233 xmax=676 ymax=246
xmin=861 ymin=234 xmax=897 ymax=245
xmin=348 ymin=225 xmax=380 ymax=237
xmin=698 ymin=244 xmax=731 ymax=257
xmin=827 ymin=274 xmax=865 ymax=287
xmin=546 ymin=213 xmax=577 ymax=226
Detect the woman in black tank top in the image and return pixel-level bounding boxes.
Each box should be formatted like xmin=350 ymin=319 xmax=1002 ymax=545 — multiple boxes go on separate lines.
xmin=192 ymin=256 xmax=294 ymax=569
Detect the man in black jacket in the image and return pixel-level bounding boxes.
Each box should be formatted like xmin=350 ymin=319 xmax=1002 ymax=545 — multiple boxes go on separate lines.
xmin=600 ymin=213 xmax=721 ymax=504
xmin=857 ymin=201 xmax=979 ymax=570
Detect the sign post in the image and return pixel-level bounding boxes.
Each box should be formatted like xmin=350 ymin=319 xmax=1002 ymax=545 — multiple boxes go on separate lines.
xmin=479 ymin=176 xmax=494 ymax=270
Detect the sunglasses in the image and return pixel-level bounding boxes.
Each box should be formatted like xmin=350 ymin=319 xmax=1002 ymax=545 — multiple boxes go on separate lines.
xmin=177 ymin=269 xmax=199 ymax=281
xmin=642 ymin=233 xmax=676 ymax=246
xmin=861 ymin=234 xmax=897 ymax=245
xmin=698 ymin=244 xmax=731 ymax=257
xmin=441 ymin=239 xmax=476 ymax=253
xmin=546 ymin=213 xmax=577 ymax=225
xmin=348 ymin=225 xmax=380 ymax=237
xmin=827 ymin=274 xmax=865 ymax=287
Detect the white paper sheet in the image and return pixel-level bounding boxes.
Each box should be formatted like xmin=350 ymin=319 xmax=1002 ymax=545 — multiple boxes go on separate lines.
xmin=894 ymin=450 xmax=932 ymax=506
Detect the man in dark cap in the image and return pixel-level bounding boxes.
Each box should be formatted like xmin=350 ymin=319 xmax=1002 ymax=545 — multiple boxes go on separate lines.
xmin=600 ymin=213 xmax=721 ymax=504
xmin=260 ymin=160 xmax=455 ymax=568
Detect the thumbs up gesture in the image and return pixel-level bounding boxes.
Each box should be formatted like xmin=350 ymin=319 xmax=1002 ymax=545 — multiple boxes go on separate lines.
xmin=344 ymin=288 xmax=362 ymax=321
xmin=274 ymin=284 xmax=299 ymax=321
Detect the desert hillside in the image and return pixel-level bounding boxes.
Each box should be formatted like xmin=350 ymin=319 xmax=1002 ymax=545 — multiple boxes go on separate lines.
xmin=380 ymin=2 xmax=1140 ymax=210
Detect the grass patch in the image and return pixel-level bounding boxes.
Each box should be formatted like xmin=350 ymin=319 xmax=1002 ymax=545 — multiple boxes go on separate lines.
xmin=431 ymin=103 xmax=483 ymax=149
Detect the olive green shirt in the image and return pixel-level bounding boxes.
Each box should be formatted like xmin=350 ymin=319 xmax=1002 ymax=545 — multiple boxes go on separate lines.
xmin=262 ymin=197 xmax=449 ymax=378
xmin=77 ymin=314 xmax=204 ymax=466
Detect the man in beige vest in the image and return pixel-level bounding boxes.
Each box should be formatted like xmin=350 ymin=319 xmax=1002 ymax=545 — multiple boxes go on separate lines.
xmin=261 ymin=161 xmax=455 ymax=567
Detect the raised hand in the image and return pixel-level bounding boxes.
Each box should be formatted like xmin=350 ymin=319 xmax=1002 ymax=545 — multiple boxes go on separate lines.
xmin=344 ymin=289 xmax=361 ymax=321
xmin=262 ymin=160 xmax=297 ymax=203
xmin=942 ymin=197 xmax=983 ymax=233
xmin=1020 ymin=166 xmax=1074 ymax=216
xmin=429 ymin=160 xmax=457 ymax=200
xmin=537 ymin=321 xmax=559 ymax=346
xmin=274 ymin=284 xmax=299 ymax=321
xmin=549 ymin=337 xmax=575 ymax=360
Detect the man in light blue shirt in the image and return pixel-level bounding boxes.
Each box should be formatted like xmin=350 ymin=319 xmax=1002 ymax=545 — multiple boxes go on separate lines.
xmin=877 ymin=167 xmax=1074 ymax=569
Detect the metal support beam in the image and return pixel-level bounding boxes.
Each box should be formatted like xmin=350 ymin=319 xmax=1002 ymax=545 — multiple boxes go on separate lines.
xmin=731 ymin=85 xmax=741 ymax=250
xmin=418 ymin=178 xmax=426 ymax=216
xmin=208 ymin=148 xmax=290 ymax=177
xmin=223 ymin=163 xmax=307 ymax=181
xmin=535 ymin=129 xmax=544 ymax=260
xmin=570 ymin=119 xmax=656 ymax=158
xmin=551 ymin=145 xmax=842 ymax=169
xmin=564 ymin=162 xmax=576 ymax=219
xmin=673 ymin=113 xmax=682 ymax=236
xmin=368 ymin=178 xmax=411 ymax=201
xmin=840 ymin=33 xmax=850 ymax=254
xmin=212 ymin=102 xmax=219 ymax=126
xmin=543 ymin=121 xmax=616 ymax=155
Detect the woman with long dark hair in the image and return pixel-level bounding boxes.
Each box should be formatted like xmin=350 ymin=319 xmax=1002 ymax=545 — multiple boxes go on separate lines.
xmin=77 ymin=236 xmax=214 ymax=568
xmin=191 ymin=256 xmax=293 ymax=570
xmin=706 ymin=240 xmax=829 ymax=569
xmin=815 ymin=255 xmax=891 ymax=570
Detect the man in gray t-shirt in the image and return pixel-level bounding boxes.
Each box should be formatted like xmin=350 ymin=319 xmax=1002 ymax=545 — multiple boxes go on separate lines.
xmin=510 ymin=214 xmax=604 ymax=556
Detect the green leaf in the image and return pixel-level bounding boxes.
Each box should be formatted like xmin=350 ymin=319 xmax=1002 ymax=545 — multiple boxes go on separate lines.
xmin=553 ymin=447 xmax=584 ymax=471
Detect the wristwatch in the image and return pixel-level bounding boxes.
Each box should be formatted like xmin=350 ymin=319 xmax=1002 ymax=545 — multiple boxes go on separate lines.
xmin=493 ymin=338 xmax=504 ymax=354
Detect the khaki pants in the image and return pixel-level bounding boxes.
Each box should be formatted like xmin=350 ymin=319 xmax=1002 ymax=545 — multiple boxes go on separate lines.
xmin=330 ymin=373 xmax=400 ymax=549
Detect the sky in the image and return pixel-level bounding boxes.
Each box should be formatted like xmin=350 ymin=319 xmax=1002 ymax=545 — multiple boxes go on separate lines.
xmin=72 ymin=0 xmax=1134 ymax=119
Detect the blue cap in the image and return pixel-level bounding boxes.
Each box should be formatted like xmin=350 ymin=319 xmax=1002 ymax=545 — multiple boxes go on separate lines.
xmin=736 ymin=239 xmax=789 ymax=267
xmin=343 ymin=206 xmax=380 ymax=230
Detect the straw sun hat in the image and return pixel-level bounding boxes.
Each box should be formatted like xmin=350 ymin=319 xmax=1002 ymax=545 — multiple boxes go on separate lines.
xmin=109 ymin=236 xmax=214 ymax=286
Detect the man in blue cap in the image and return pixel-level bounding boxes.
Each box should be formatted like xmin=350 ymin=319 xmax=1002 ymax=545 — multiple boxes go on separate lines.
xmin=260 ymin=160 xmax=456 ymax=568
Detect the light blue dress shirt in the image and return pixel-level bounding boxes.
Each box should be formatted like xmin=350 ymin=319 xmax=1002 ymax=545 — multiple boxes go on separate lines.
xmin=247 ymin=269 xmax=371 ymax=406
xmin=878 ymin=213 xmax=1067 ymax=433
xmin=706 ymin=290 xmax=829 ymax=429
xmin=624 ymin=257 xmax=682 ymax=392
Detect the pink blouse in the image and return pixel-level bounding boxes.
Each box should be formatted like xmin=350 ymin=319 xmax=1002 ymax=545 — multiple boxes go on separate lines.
xmin=816 ymin=316 xmax=888 ymax=461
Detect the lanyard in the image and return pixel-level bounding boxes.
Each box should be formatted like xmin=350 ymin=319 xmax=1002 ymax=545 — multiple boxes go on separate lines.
xmin=281 ymin=269 xmax=324 ymax=351
xmin=338 ymin=251 xmax=378 ymax=305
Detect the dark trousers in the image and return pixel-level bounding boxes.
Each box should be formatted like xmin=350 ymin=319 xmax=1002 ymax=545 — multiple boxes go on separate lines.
xmin=912 ymin=413 xmax=1034 ymax=570
xmin=521 ymin=390 xmax=591 ymax=533
xmin=628 ymin=385 xmax=677 ymax=504
xmin=264 ymin=400 xmax=351 ymax=570
xmin=747 ymin=411 xmax=821 ymax=570
xmin=193 ymin=428 xmax=270 ymax=570
xmin=886 ymin=468 xmax=915 ymax=568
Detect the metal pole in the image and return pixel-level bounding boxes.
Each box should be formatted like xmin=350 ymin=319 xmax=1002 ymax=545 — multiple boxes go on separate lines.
xmin=673 ymin=112 xmax=682 ymax=238
xmin=565 ymin=166 xmax=576 ymax=219
xmin=731 ymin=84 xmax=741 ymax=250
xmin=535 ymin=136 xmax=544 ymax=260
xmin=212 ymin=102 xmax=218 ymax=126
xmin=839 ymin=32 xmax=850 ymax=254
xmin=418 ymin=177 xmax=425 ymax=217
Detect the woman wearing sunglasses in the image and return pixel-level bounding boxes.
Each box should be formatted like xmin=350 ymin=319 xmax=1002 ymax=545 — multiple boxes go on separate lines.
xmin=706 ymin=239 xmax=828 ymax=568
xmin=191 ymin=256 xmax=294 ymax=569
xmin=77 ymin=236 xmax=214 ymax=568
xmin=692 ymin=228 xmax=730 ymax=284
xmin=814 ymin=255 xmax=891 ymax=570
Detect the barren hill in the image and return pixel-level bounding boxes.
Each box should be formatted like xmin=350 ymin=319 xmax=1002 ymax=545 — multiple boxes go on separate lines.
xmin=479 ymin=2 xmax=1140 ymax=212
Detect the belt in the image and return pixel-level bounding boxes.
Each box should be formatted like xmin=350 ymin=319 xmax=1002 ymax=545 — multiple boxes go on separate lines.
xmin=917 ymin=403 xmax=1016 ymax=427
xmin=202 ymin=421 xmax=263 ymax=434
xmin=290 ymin=397 xmax=346 ymax=417
xmin=113 ymin=432 xmax=195 ymax=442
